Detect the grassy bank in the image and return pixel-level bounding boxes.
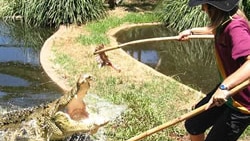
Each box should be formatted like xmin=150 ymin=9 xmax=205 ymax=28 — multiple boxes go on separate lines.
xmin=50 ymin=7 xmax=250 ymax=141
xmin=51 ymin=9 xmax=201 ymax=140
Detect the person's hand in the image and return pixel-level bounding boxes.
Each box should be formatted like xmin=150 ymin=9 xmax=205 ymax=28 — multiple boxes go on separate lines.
xmin=205 ymin=88 xmax=230 ymax=110
xmin=178 ymin=29 xmax=193 ymax=41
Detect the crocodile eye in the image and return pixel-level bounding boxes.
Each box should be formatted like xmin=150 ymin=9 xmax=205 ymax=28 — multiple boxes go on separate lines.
xmin=76 ymin=74 xmax=94 ymax=88
xmin=84 ymin=74 xmax=93 ymax=80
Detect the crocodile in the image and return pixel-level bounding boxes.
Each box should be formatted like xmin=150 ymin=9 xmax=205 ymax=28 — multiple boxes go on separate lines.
xmin=0 ymin=74 xmax=108 ymax=141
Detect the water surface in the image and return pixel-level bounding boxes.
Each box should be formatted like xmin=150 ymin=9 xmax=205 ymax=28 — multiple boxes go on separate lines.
xmin=0 ymin=21 xmax=63 ymax=111
xmin=115 ymin=24 xmax=220 ymax=93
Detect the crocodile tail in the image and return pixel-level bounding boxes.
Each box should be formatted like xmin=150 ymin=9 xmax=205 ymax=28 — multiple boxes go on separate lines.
xmin=0 ymin=106 xmax=40 ymax=127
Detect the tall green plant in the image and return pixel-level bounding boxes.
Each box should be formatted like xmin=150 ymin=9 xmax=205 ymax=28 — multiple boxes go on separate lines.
xmin=242 ymin=0 xmax=250 ymax=19
xmin=0 ymin=0 xmax=106 ymax=27
xmin=156 ymin=0 xmax=208 ymax=32
xmin=0 ymin=0 xmax=22 ymax=18
xmin=156 ymin=0 xmax=250 ymax=31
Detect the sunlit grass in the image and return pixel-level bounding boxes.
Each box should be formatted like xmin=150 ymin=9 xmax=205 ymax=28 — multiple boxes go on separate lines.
xmin=92 ymin=75 xmax=189 ymax=140
xmin=79 ymin=34 xmax=110 ymax=45
xmin=78 ymin=12 xmax=159 ymax=45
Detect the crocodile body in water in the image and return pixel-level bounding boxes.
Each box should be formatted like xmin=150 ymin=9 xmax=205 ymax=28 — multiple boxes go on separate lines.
xmin=0 ymin=74 xmax=108 ymax=141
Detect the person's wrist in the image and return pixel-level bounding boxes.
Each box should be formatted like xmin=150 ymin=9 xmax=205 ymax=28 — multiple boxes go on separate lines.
xmin=219 ymin=84 xmax=229 ymax=90
xmin=189 ymin=29 xmax=194 ymax=35
xmin=190 ymin=28 xmax=194 ymax=35
xmin=218 ymin=84 xmax=230 ymax=99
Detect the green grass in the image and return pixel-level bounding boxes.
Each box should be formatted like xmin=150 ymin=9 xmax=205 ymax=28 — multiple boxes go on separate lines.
xmin=77 ymin=12 xmax=160 ymax=45
xmin=92 ymin=75 xmax=189 ymax=140
xmin=53 ymin=11 xmax=191 ymax=140
xmin=52 ymin=4 xmax=250 ymax=141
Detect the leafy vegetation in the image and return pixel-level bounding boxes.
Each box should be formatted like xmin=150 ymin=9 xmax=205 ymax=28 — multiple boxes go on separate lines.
xmin=156 ymin=0 xmax=208 ymax=31
xmin=242 ymin=0 xmax=250 ymax=19
xmin=0 ymin=0 xmax=106 ymax=27
xmin=0 ymin=0 xmax=249 ymax=30
xmin=156 ymin=0 xmax=250 ymax=31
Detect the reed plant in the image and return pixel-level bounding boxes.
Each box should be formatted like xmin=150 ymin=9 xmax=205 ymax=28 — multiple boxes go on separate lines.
xmin=242 ymin=0 xmax=250 ymax=19
xmin=156 ymin=0 xmax=208 ymax=32
xmin=0 ymin=0 xmax=106 ymax=27
xmin=156 ymin=0 xmax=250 ymax=31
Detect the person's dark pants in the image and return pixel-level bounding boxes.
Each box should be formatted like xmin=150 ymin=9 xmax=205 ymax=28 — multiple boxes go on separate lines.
xmin=185 ymin=86 xmax=250 ymax=141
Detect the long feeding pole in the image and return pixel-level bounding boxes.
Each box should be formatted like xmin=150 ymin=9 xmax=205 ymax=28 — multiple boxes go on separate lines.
xmin=93 ymin=35 xmax=214 ymax=55
xmin=126 ymin=79 xmax=250 ymax=141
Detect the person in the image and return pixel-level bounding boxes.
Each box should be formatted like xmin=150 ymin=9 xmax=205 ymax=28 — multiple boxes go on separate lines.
xmin=178 ymin=0 xmax=250 ymax=141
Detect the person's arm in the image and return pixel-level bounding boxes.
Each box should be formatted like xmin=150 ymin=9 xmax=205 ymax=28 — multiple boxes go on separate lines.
xmin=206 ymin=55 xmax=250 ymax=109
xmin=191 ymin=27 xmax=213 ymax=35
xmin=221 ymin=56 xmax=250 ymax=91
xmin=178 ymin=26 xmax=213 ymax=40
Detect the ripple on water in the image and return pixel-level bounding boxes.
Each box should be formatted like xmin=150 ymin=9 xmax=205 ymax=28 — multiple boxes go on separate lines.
xmin=0 ymin=73 xmax=30 ymax=87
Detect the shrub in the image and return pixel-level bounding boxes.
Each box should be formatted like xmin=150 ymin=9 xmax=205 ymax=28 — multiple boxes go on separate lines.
xmin=0 ymin=0 xmax=106 ymax=27
xmin=156 ymin=0 xmax=250 ymax=31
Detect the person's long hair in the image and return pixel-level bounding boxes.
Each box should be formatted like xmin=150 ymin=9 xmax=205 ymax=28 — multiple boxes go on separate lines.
xmin=206 ymin=4 xmax=249 ymax=33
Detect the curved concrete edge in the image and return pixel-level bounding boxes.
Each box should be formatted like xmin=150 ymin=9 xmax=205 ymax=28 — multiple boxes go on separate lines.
xmin=40 ymin=22 xmax=205 ymax=99
xmin=40 ymin=25 xmax=72 ymax=92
